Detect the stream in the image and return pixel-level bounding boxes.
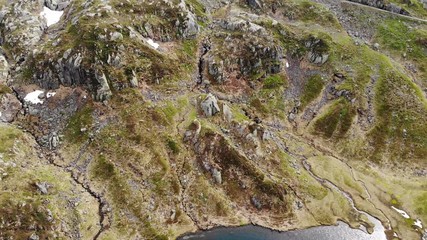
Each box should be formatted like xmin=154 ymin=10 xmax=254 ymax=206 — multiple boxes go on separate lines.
xmin=302 ymin=159 xmax=387 ymax=239
xmin=178 ymin=160 xmax=389 ymax=240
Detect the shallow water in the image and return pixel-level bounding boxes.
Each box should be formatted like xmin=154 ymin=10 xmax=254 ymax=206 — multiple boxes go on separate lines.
xmin=178 ymin=221 xmax=387 ymax=240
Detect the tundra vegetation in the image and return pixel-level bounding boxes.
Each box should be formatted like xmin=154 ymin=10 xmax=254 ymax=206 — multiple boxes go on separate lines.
xmin=0 ymin=0 xmax=426 ymax=239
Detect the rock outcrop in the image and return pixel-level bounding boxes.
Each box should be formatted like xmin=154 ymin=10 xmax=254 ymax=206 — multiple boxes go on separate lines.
xmin=44 ymin=0 xmax=70 ymax=11
xmin=201 ymin=93 xmax=220 ymax=117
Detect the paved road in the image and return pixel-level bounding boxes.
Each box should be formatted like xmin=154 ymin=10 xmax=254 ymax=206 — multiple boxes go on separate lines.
xmin=342 ymin=0 xmax=427 ymax=24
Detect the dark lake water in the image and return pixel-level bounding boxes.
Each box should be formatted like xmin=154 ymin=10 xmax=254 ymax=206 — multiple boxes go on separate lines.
xmin=178 ymin=221 xmax=387 ymax=240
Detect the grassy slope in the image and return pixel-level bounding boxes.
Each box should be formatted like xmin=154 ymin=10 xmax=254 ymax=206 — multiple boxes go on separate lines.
xmin=0 ymin=124 xmax=99 ymax=239
xmin=7 ymin=0 xmax=426 ymax=238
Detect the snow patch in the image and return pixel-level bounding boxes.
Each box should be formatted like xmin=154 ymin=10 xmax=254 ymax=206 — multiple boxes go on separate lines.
xmin=24 ymin=90 xmax=44 ymax=105
xmin=46 ymin=92 xmax=56 ymax=98
xmin=147 ymin=39 xmax=159 ymax=49
xmin=414 ymin=219 xmax=423 ymax=228
xmin=391 ymin=206 xmax=410 ymax=219
xmin=285 ymin=61 xmax=290 ymax=68
xmin=40 ymin=7 xmax=63 ymax=27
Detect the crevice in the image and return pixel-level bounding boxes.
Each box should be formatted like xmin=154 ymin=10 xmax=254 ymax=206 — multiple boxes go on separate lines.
xmin=196 ymin=39 xmax=211 ymax=85
xmin=174 ymin=111 xmax=202 ymax=229
xmin=47 ymin=152 xmax=110 ymax=240
xmin=345 ymin=162 xmax=392 ymax=230
xmin=270 ymin=130 xmax=387 ymax=234
xmin=10 ymin=88 xmax=109 ymax=240
xmin=297 ymin=134 xmax=393 ymax=229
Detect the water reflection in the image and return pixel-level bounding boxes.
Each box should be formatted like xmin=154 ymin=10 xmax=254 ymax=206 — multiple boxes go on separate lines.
xmin=178 ymin=221 xmax=387 ymax=240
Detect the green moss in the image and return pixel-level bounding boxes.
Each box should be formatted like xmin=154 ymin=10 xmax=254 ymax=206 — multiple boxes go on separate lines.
xmin=300 ymin=74 xmax=324 ymax=109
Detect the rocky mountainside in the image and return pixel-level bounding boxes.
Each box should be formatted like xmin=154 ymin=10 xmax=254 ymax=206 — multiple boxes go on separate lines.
xmin=0 ymin=0 xmax=426 ymax=239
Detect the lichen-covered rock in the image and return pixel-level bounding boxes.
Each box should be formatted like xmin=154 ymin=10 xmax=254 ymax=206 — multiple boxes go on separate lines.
xmin=110 ymin=32 xmax=124 ymax=42
xmin=201 ymin=93 xmax=220 ymax=117
xmin=203 ymin=13 xmax=283 ymax=85
xmin=223 ymin=104 xmax=233 ymax=122
xmin=0 ymin=94 xmax=22 ymax=123
xmin=247 ymin=0 xmax=263 ymax=9
xmin=0 ymin=1 xmax=45 ymax=61
xmin=207 ymin=56 xmax=225 ymax=83
xmin=212 ymin=168 xmax=222 ymax=184
xmin=95 ymin=72 xmax=112 ymax=101
xmin=44 ymin=0 xmax=70 ymax=11
xmin=0 ymin=54 xmax=9 ymax=82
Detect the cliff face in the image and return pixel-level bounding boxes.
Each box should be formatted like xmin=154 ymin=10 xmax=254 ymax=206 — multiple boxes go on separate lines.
xmin=0 ymin=0 xmax=426 ymax=239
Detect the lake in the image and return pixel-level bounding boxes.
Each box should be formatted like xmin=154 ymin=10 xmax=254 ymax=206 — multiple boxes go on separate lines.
xmin=178 ymin=221 xmax=387 ymax=240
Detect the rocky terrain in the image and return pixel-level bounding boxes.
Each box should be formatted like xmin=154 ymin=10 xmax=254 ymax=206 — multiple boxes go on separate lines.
xmin=0 ymin=0 xmax=426 ymax=239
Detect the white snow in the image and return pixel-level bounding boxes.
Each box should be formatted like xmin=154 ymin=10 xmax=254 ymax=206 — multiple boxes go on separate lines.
xmin=24 ymin=90 xmax=44 ymax=105
xmin=147 ymin=39 xmax=159 ymax=49
xmin=414 ymin=219 xmax=423 ymax=228
xmin=286 ymin=61 xmax=290 ymax=68
xmin=40 ymin=7 xmax=63 ymax=27
xmin=391 ymin=206 xmax=410 ymax=219
xmin=46 ymin=92 xmax=56 ymax=98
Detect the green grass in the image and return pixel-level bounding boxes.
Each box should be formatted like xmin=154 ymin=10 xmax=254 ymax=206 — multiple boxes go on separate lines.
xmin=166 ymin=138 xmax=180 ymax=154
xmin=414 ymin=193 xmax=427 ymax=217
xmin=92 ymin=155 xmax=115 ymax=180
xmin=375 ymin=19 xmax=427 ymax=82
xmin=0 ymin=199 xmax=53 ymax=239
xmin=160 ymin=102 xmax=178 ymax=125
xmin=0 ymin=84 xmax=12 ymax=95
xmin=263 ymin=74 xmax=287 ymax=89
xmin=388 ymin=0 xmax=427 ymax=18
xmin=278 ymin=0 xmax=341 ymax=28
xmin=0 ymin=126 xmax=22 ymax=159
xmin=300 ymin=74 xmax=324 ymax=109
xmin=369 ymin=64 xmax=427 ymax=162
xmin=250 ymin=98 xmax=269 ymax=114
xmin=185 ymin=0 xmax=207 ymax=18
xmin=313 ymin=98 xmax=355 ymax=138
xmin=182 ymin=39 xmax=198 ymax=57
xmin=64 ymin=105 xmax=93 ymax=143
